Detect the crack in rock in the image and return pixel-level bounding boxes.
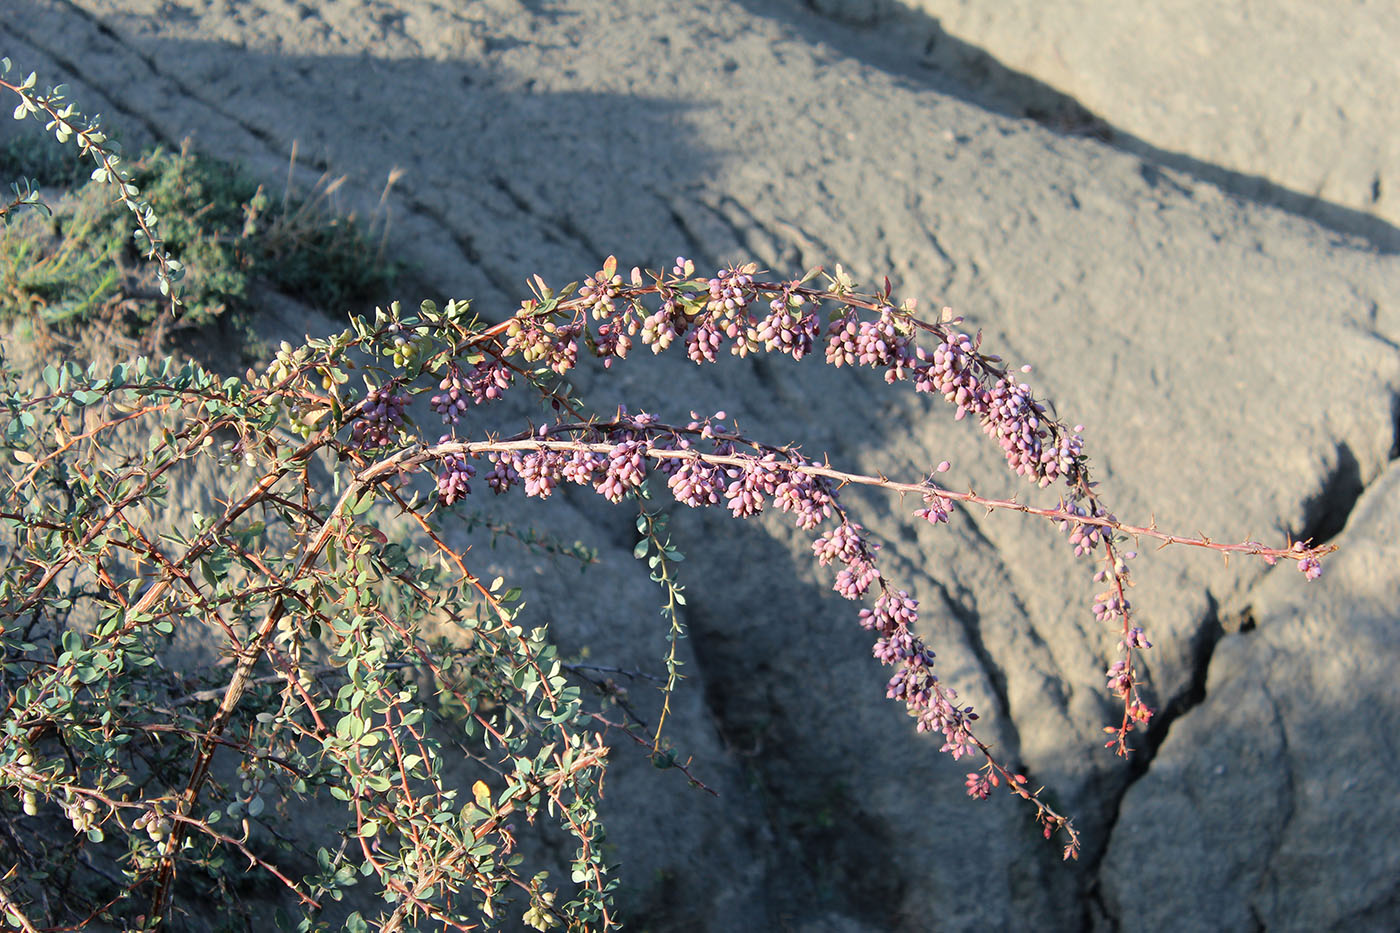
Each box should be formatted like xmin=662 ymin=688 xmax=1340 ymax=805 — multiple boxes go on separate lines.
xmin=1081 ymin=591 xmax=1225 ymax=882
xmin=1085 ymin=436 xmax=1377 ymax=910
xmin=1298 ymin=441 xmax=1365 ymax=547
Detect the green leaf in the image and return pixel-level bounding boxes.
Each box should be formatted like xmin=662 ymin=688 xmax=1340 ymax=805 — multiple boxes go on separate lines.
xmin=336 ymin=714 xmax=365 ymax=741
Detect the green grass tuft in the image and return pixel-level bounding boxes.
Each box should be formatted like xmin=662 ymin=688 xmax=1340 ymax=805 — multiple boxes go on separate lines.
xmin=0 ymin=137 xmax=400 ymax=346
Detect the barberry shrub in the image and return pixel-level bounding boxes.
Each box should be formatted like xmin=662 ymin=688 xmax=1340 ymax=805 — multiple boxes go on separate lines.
xmin=0 ymin=60 xmax=1331 ymax=931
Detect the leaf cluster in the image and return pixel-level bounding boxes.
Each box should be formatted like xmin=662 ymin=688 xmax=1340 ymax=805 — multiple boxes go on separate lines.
xmin=0 ymin=314 xmax=615 ymax=931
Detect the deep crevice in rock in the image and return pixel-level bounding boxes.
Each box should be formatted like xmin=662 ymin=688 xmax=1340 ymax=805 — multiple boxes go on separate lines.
xmin=1082 ymin=438 xmax=1370 ymax=921
xmin=1086 ymin=882 xmax=1121 ymax=933
xmin=1080 ymin=592 xmax=1226 ymax=889
xmin=1389 ymin=393 xmax=1400 ymax=462
xmin=1298 ymin=441 xmax=1365 ymax=547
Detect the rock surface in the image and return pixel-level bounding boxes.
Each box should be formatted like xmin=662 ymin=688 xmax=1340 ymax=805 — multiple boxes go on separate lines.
xmin=810 ymin=0 xmax=1400 ymax=239
xmin=1099 ymin=461 xmax=1400 ymax=931
xmin=3 ymin=0 xmax=1399 ymax=929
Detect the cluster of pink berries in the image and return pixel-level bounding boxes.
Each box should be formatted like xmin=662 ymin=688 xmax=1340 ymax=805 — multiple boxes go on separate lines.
xmin=435 ymin=440 xmax=476 ymax=506
xmin=430 ymin=361 xmax=514 ymax=423
xmin=349 ymin=385 xmax=407 ymax=449
xmin=470 ymin=416 xmax=838 ymax=530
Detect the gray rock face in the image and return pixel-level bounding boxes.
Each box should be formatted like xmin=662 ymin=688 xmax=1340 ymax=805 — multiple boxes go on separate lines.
xmin=811 ymin=0 xmax=1400 ymax=235
xmin=4 ymin=0 xmax=1398 ymax=928
xmin=1099 ymin=462 xmax=1400 ymax=932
